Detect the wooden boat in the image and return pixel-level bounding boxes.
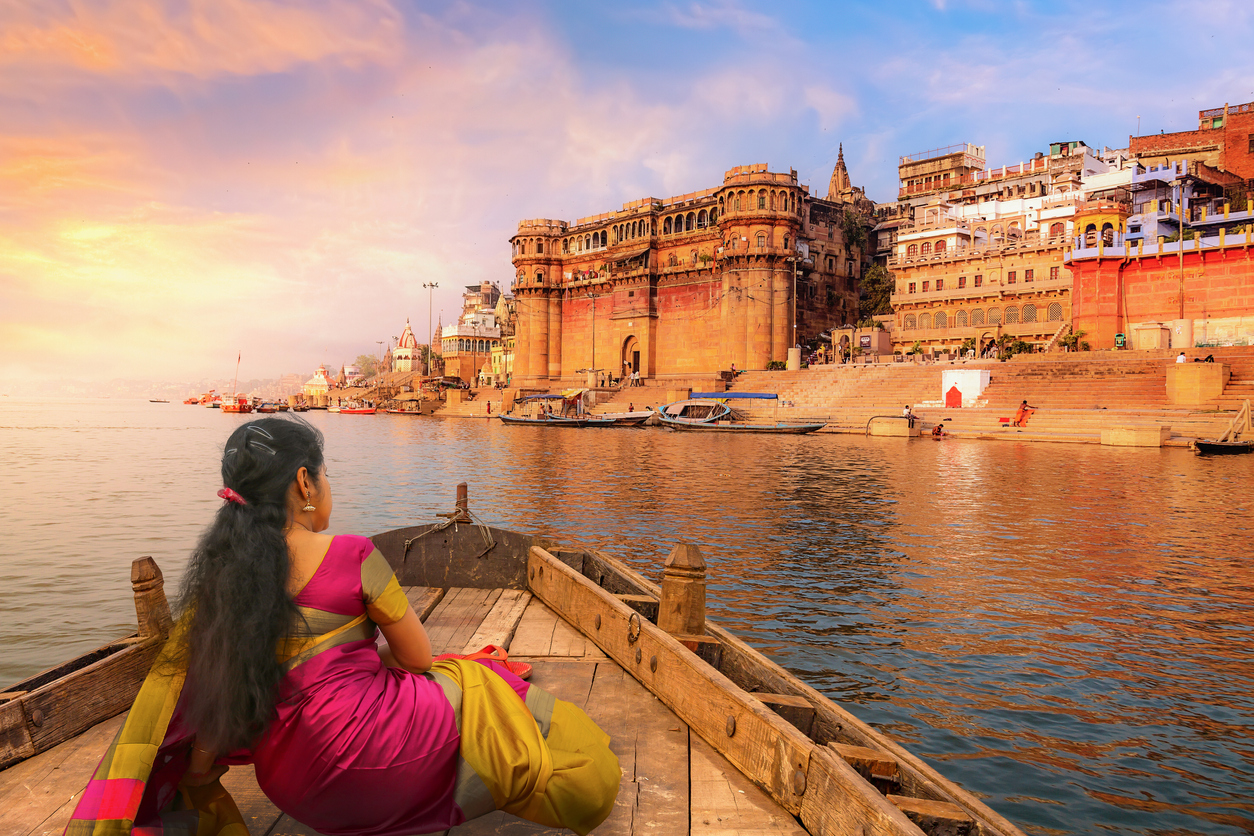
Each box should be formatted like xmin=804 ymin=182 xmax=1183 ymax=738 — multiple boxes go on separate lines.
xmin=1192 ymin=399 xmax=1252 ymax=455
xmin=148 ymin=399 xmax=169 ymax=403
xmin=499 ymin=412 xmax=614 ymax=427
xmin=339 ymin=407 xmax=377 ymax=415
xmin=597 ymin=410 xmax=655 ymax=427
xmin=0 ymin=486 xmax=1026 ymax=836
xmin=256 ymin=404 xmax=279 ymax=414
xmin=659 ymin=395 xmax=826 ymax=434
xmin=386 ymin=408 xmax=424 ymax=415
xmin=220 ymin=395 xmax=253 ymax=414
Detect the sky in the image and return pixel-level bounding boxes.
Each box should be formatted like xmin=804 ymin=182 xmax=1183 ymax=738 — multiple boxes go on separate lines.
xmin=2 ymin=0 xmax=1252 ymax=388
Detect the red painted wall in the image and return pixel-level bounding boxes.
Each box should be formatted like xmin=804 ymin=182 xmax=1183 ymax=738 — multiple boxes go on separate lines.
xmin=1072 ymin=245 xmax=1254 ymax=348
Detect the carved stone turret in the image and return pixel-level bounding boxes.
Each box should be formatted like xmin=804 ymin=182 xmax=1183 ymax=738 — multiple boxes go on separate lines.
xmin=131 ymin=557 xmax=172 ymax=640
xmin=658 ymin=543 xmax=706 ymax=636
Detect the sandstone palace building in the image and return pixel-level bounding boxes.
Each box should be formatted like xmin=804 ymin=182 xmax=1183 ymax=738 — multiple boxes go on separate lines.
xmin=509 ymin=156 xmax=873 ymax=387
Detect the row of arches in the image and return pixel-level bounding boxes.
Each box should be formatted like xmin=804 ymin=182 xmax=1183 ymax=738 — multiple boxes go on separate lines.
xmin=664 ymin=209 xmax=712 ymax=234
xmin=444 ymin=338 xmax=494 ymax=354
xmin=719 ymin=188 xmax=796 ymax=215
xmin=901 ymin=302 xmax=1063 ymax=330
xmin=561 ymin=231 xmax=608 ymax=254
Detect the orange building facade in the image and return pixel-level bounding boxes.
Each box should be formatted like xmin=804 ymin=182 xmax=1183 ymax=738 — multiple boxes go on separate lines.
xmin=510 ymin=161 xmax=872 ymax=387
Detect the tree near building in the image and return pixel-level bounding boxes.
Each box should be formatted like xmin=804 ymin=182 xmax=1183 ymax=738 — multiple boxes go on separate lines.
xmin=859 ymin=264 xmax=894 ymax=318
xmin=354 ymin=355 xmax=379 ymax=377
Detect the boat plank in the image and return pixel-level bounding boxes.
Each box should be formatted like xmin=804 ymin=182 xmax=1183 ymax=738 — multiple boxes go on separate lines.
xmin=462 ymin=589 xmax=533 ymax=654
xmin=507 ymin=599 xmax=560 ymax=656
xmin=528 ymin=547 xmax=811 ymax=815
xmin=690 ymin=733 xmax=808 ymax=835
xmin=404 ymin=586 xmax=448 ymax=622
xmin=220 ymin=764 xmax=284 ymax=834
xmin=425 ymin=588 xmax=503 ymax=654
xmin=0 ymin=712 xmax=125 ymax=836
xmin=587 ymin=664 xmax=690 ymax=836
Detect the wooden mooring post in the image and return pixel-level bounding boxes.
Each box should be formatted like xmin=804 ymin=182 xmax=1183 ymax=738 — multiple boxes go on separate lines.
xmin=131 ymin=556 xmax=173 ymax=639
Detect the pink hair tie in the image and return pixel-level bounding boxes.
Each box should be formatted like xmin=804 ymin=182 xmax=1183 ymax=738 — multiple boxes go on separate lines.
xmin=217 ymin=487 xmax=247 ymax=506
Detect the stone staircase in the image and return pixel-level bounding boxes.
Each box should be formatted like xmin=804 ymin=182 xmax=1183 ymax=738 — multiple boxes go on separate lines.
xmin=431 ymin=390 xmax=499 ymax=419
xmin=721 ymin=349 xmax=1254 ymax=445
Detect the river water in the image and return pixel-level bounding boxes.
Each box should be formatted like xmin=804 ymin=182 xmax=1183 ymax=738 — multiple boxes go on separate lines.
xmin=2 ymin=398 xmax=1251 ymax=836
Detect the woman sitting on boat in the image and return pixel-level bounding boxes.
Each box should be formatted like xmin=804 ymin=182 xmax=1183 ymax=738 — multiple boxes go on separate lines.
xmin=66 ymin=417 xmax=619 ymax=836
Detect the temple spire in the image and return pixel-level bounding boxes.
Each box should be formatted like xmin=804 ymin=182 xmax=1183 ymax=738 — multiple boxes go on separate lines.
xmin=827 ymin=143 xmax=851 ymax=201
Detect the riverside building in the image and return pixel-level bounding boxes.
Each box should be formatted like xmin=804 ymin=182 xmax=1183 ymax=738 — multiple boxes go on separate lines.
xmin=887 ymin=141 xmax=1137 ymax=355
xmin=509 ymin=155 xmax=874 ymax=387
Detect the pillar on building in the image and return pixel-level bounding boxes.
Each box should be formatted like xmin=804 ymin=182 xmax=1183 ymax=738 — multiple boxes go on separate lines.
xmin=547 ymin=289 xmax=563 ymax=381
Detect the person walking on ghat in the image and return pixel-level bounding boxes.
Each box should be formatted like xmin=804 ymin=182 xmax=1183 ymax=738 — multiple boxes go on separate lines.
xmin=66 ymin=417 xmax=618 ymax=836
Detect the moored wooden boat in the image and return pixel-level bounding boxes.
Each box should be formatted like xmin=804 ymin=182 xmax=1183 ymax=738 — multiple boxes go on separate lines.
xmin=1 ymin=487 xmax=1025 ymax=836
xmin=659 ymin=395 xmax=826 ymax=434
xmin=1192 ymin=399 xmax=1252 ymax=455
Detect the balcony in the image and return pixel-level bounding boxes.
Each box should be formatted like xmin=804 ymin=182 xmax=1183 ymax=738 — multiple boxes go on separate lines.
xmin=890 ymin=274 xmax=1072 ymax=306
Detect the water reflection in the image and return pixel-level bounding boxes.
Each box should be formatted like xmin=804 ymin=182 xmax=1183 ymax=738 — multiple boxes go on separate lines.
xmin=1 ymin=400 xmax=1252 ymax=836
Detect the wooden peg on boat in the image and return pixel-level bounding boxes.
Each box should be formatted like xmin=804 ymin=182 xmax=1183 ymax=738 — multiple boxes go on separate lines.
xmin=437 ymin=482 xmax=473 ymax=524
xmin=658 ymin=543 xmax=706 ymax=637
xmin=131 ymin=557 xmax=172 ymax=640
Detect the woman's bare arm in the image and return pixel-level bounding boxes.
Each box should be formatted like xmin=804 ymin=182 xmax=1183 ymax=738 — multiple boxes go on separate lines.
xmin=378 ymin=606 xmax=433 ymax=673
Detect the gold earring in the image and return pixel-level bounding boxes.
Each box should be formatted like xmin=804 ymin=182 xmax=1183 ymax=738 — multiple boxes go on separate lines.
xmin=302 ymin=493 xmax=316 ymax=512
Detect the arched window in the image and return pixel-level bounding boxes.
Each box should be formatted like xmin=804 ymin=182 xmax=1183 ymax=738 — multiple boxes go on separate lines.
xmin=1085 ymin=224 xmax=1097 ymax=247
xmin=719 ymin=196 xmax=725 ymax=214
xmin=536 ymin=241 xmax=543 ymax=254
xmin=770 ymin=191 xmax=777 ymax=210
xmin=903 ymin=314 xmax=916 ymax=330
xmin=735 ymin=193 xmax=742 ymax=210
xmin=758 ymin=192 xmax=766 ymax=209
xmin=562 ymin=239 xmax=569 ymax=254
xmin=756 ymin=232 xmax=767 ymax=248
xmin=987 ymin=308 xmax=1002 ymax=325
xmin=935 ymin=240 xmax=946 ymax=254
xmin=907 ymin=244 xmax=918 ymax=257
xmin=789 ymin=193 xmax=795 ymax=212
xmin=535 ymin=270 xmax=543 ymax=283
xmin=921 ymin=242 xmax=931 ymax=255
xmin=459 ymin=339 xmax=466 ymax=352
xmin=971 ymin=309 xmax=985 ymax=326
xmin=1008 ymin=223 xmax=1022 ymax=240
xmin=1101 ymin=223 xmax=1115 ymax=246
xmin=600 ymin=231 xmax=607 ymax=247
xmin=955 ymin=310 xmax=968 ymax=327
xmin=1048 ymin=302 xmax=1063 ymax=321
xmin=783 ymin=234 xmax=789 ymax=251
xmin=918 ymin=313 xmax=932 ymax=329
xmin=934 ymin=311 xmax=947 ymax=329
xmin=697 ymin=209 xmax=708 ymax=228
xmin=1005 ymin=306 xmax=1019 ymax=324
xmin=1049 ymin=221 xmax=1065 ymax=237
xmin=686 ymin=212 xmax=695 ymax=231
xmin=1022 ymin=304 xmax=1037 ymax=323
xmin=664 ymin=217 xmax=672 ymax=235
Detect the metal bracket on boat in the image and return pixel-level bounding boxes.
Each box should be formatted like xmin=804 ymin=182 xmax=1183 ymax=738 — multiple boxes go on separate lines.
xmin=627 ymin=612 xmax=641 ymax=643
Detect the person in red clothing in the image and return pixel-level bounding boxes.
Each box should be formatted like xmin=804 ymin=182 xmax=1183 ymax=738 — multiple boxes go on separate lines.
xmin=1014 ymin=400 xmax=1036 ymax=427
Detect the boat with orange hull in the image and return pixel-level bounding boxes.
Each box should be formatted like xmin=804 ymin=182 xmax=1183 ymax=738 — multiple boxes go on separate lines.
xmin=220 ymin=395 xmax=253 ymax=414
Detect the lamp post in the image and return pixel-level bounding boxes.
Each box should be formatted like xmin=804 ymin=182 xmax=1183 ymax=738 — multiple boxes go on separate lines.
xmin=423 ymin=282 xmax=439 ymax=376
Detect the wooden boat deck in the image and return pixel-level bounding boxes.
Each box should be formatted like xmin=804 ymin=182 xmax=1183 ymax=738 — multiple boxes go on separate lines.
xmin=0 ymin=588 xmax=805 ymax=836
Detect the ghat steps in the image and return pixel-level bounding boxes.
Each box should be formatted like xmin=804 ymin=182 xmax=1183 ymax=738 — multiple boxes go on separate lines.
xmin=724 ymin=349 xmax=1254 ymax=444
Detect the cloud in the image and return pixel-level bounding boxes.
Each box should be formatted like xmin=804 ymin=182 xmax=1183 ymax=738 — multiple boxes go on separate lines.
xmin=0 ymin=0 xmax=403 ymax=79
